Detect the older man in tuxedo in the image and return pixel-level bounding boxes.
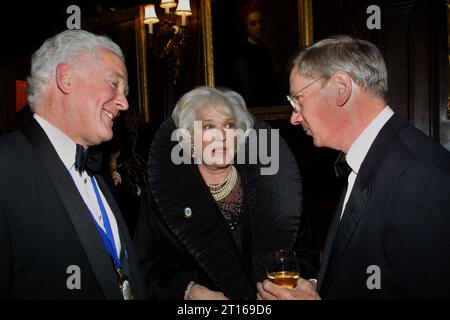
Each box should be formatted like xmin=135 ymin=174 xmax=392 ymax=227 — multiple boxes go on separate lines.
xmin=0 ymin=30 xmax=145 ymax=299
xmin=258 ymin=35 xmax=450 ymax=299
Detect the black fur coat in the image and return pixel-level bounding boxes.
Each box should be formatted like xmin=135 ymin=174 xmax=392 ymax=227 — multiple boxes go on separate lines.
xmin=134 ymin=118 xmax=319 ymax=300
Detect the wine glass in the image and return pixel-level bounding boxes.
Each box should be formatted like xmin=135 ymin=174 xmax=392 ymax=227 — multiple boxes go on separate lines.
xmin=266 ymin=249 xmax=300 ymax=289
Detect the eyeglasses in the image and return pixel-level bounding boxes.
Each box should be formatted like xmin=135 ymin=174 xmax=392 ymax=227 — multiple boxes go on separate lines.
xmin=287 ymin=77 xmax=326 ymax=112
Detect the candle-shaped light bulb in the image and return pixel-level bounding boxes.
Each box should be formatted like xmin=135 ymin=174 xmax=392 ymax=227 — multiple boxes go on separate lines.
xmin=175 ymin=0 xmax=192 ymax=26
xmin=144 ymin=4 xmax=160 ymax=31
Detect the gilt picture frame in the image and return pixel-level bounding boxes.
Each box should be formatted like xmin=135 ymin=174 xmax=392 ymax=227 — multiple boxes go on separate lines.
xmin=84 ymin=6 xmax=150 ymax=122
xmin=200 ymin=0 xmax=313 ymax=120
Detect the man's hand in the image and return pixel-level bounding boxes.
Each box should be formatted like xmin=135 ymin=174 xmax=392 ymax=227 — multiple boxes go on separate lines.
xmin=257 ymin=278 xmax=321 ymax=300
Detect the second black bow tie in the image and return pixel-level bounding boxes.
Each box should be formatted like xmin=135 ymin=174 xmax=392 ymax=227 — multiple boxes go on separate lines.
xmin=334 ymin=152 xmax=352 ymax=178
xmin=75 ymin=144 xmax=103 ymax=176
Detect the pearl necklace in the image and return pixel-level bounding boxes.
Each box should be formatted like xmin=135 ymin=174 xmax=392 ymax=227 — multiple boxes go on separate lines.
xmin=207 ymin=165 xmax=238 ymax=202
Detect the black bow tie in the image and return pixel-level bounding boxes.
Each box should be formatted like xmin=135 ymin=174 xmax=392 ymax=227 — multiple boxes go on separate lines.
xmin=75 ymin=144 xmax=103 ymax=176
xmin=334 ymin=152 xmax=352 ymax=178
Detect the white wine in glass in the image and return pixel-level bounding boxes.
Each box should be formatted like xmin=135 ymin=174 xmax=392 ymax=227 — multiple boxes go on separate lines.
xmin=266 ymin=250 xmax=300 ymax=289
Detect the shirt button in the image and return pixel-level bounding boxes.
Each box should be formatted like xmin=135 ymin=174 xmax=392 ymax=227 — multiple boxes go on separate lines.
xmin=184 ymin=207 xmax=192 ymax=219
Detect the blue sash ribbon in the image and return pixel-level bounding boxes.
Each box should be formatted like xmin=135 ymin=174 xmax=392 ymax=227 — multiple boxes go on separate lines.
xmin=89 ymin=176 xmax=122 ymax=269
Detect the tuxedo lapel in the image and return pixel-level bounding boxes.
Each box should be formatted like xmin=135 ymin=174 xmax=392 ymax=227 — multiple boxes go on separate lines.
xmin=21 ymin=119 xmax=121 ymax=299
xmin=317 ymin=185 xmax=346 ymax=292
xmin=319 ymin=178 xmax=370 ymax=294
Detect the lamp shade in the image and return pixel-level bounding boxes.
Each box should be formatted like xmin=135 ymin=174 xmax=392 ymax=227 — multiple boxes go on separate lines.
xmin=175 ymin=0 xmax=192 ymax=16
xmin=160 ymin=0 xmax=177 ymax=9
xmin=144 ymin=4 xmax=160 ymax=24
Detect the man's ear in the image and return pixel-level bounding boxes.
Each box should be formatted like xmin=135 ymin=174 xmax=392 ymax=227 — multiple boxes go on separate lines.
xmin=332 ymin=71 xmax=352 ymax=107
xmin=55 ymin=62 xmax=73 ymax=94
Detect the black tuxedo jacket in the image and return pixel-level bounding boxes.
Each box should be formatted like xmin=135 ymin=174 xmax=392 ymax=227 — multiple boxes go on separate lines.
xmin=0 ymin=119 xmax=146 ymax=299
xmin=317 ymin=113 xmax=450 ymax=299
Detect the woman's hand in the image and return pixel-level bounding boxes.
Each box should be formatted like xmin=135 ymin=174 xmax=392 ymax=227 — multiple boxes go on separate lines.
xmin=185 ymin=282 xmax=229 ymax=300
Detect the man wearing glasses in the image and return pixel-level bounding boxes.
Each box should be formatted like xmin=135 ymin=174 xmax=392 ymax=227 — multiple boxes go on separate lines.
xmin=258 ymin=35 xmax=450 ymax=299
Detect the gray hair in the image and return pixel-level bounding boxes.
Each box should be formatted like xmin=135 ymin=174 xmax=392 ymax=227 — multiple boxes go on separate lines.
xmin=27 ymin=29 xmax=125 ymax=110
xmin=172 ymin=86 xmax=254 ymax=133
xmin=290 ymin=35 xmax=388 ymax=99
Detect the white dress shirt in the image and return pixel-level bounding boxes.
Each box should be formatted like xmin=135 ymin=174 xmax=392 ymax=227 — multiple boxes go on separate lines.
xmin=34 ymin=114 xmax=121 ymax=257
xmin=341 ymin=106 xmax=394 ymax=219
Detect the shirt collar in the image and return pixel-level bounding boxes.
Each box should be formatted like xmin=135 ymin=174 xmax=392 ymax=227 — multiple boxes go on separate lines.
xmin=33 ymin=114 xmax=77 ymax=171
xmin=346 ymin=106 xmax=394 ymax=175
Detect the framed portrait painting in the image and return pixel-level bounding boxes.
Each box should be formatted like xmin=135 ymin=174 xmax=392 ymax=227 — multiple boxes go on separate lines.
xmin=200 ymin=0 xmax=313 ymax=120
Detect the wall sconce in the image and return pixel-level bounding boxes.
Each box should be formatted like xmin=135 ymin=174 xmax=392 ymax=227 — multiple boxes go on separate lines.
xmin=143 ymin=0 xmax=192 ymax=80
